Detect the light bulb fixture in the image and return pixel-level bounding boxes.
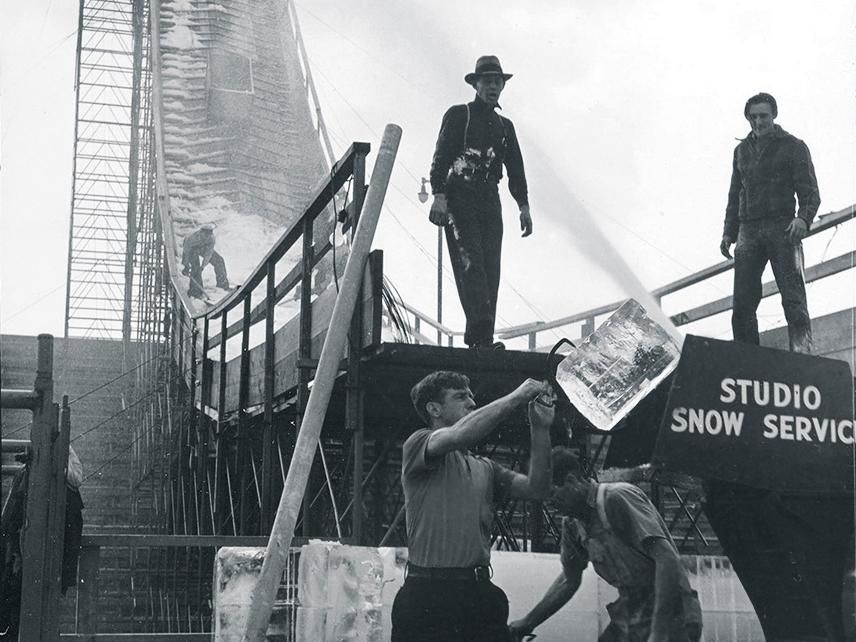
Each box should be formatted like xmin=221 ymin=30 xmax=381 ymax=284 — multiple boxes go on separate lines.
xmin=417 ymin=177 xmax=429 ymax=204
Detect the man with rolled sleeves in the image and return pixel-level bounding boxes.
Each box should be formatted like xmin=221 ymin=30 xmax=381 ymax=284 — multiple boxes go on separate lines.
xmin=392 ymin=371 xmax=554 ymax=642
xmin=719 ymin=92 xmax=820 ymax=353
xmin=429 ymin=55 xmax=532 ymax=349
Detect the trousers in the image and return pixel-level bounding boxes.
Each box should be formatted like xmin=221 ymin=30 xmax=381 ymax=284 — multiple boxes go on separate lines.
xmin=732 ymin=218 xmax=812 ymax=353
xmin=445 ymin=185 xmax=503 ymax=347
xmin=185 ymin=251 xmax=228 ymax=296
xmin=391 ymin=576 xmax=511 ymax=642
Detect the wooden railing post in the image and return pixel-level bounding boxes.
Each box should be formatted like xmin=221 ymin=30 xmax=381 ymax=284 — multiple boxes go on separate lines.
xmin=76 ymin=544 xmax=101 ymax=634
xmin=261 ymin=263 xmax=276 ymax=531
xmin=200 ymin=317 xmax=212 ymax=534
xmin=237 ymin=296 xmax=252 ymax=535
xmin=214 ymin=313 xmax=229 ymax=535
xmin=13 ymin=334 xmax=62 ymax=642
xmin=347 ymin=148 xmax=368 ymax=544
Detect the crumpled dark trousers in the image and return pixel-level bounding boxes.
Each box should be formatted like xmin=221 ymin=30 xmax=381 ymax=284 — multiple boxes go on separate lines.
xmin=445 ymin=185 xmax=503 ymax=347
xmin=391 ymin=576 xmax=511 ymax=642
xmin=184 ymin=251 xmax=228 ymax=296
xmin=732 ymin=218 xmax=812 ymax=353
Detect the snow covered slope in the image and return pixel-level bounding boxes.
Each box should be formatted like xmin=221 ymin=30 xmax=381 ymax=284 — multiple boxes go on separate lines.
xmin=153 ymin=0 xmax=333 ymax=313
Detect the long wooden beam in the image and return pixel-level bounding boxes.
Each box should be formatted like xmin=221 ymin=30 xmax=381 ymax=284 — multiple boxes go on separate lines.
xmin=242 ymin=124 xmax=401 ymax=642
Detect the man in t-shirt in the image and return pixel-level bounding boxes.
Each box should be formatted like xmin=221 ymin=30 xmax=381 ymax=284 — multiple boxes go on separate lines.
xmin=508 ymin=448 xmax=702 ymax=642
xmin=392 ymin=371 xmax=554 ymax=642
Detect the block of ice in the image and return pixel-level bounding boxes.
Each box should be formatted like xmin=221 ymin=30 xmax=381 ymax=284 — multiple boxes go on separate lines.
xmin=213 ymin=547 xmax=265 ymax=641
xmin=555 ymin=298 xmax=681 ymax=432
xmin=296 ymin=606 xmax=327 ymax=641
xmin=299 ymin=540 xmax=336 ymax=607
xmin=325 ymin=546 xmax=385 ymax=641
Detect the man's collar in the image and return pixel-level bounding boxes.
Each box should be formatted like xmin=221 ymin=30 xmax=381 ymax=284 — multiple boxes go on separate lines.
xmin=471 ymin=95 xmax=501 ymax=111
xmin=749 ymin=124 xmax=784 ymax=142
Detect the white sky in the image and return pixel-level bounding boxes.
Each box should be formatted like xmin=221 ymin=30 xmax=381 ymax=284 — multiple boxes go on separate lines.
xmin=1 ymin=0 xmax=855 ymax=345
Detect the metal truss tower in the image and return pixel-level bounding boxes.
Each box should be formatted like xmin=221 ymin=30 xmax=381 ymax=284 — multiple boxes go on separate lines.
xmin=66 ymin=0 xmax=160 ymax=344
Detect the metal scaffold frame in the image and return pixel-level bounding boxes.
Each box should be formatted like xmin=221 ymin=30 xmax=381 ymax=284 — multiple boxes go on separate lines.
xmin=66 ymin=0 xmax=157 ymax=343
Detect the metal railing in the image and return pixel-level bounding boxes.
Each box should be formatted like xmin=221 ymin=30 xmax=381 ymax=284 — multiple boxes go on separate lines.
xmin=399 ymin=205 xmax=855 ymax=349
xmin=61 ymin=534 xmax=302 ymax=639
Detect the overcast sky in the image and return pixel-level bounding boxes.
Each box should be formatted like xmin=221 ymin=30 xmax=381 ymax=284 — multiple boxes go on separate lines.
xmin=2 ymin=0 xmax=854 ymax=344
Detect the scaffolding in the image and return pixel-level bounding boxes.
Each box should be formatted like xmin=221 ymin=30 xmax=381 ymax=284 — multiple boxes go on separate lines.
xmin=65 ymin=0 xmax=158 ymax=343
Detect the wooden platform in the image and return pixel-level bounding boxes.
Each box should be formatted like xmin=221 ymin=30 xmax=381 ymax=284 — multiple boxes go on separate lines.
xmin=325 ymin=342 xmax=553 ymax=440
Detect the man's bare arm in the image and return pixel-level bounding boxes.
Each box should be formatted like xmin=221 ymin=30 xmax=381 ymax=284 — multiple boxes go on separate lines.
xmin=508 ymin=569 xmax=581 ymax=640
xmin=508 ymin=396 xmax=554 ymax=500
xmin=426 ymin=379 xmax=547 ymax=458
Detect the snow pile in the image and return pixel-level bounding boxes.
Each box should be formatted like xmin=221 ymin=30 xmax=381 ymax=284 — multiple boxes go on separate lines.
xmin=160 ymin=0 xmax=201 ymax=50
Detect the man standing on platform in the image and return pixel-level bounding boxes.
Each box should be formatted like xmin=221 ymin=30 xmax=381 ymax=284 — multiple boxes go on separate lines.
xmin=509 ymin=448 xmax=702 ymax=642
xmin=392 ymin=371 xmax=554 ymax=642
xmin=719 ymin=92 xmax=820 ymax=353
xmin=181 ymin=223 xmax=230 ymax=298
xmin=428 ymin=55 xmax=532 ymax=350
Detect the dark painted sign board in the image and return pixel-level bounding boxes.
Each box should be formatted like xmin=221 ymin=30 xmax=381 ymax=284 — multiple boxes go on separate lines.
xmin=653 ymin=335 xmax=855 ymax=493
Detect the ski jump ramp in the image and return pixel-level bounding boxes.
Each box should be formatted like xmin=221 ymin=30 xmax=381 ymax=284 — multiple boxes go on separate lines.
xmin=152 ymin=0 xmax=335 ymax=314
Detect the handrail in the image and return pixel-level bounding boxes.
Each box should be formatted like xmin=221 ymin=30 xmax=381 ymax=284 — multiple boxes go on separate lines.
xmin=499 ymin=204 xmax=855 ymax=341
xmin=202 ymin=142 xmax=370 ymax=322
xmin=400 ymin=302 xmax=461 ymax=339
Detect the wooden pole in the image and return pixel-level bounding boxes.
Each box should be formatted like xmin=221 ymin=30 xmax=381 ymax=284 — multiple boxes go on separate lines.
xmin=19 ymin=334 xmax=55 ymax=641
xmin=242 ymin=124 xmax=401 ymax=641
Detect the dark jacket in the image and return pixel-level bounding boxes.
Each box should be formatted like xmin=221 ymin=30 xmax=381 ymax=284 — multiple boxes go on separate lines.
xmin=182 ymin=229 xmax=216 ymax=263
xmin=723 ymin=125 xmax=820 ymax=240
xmin=429 ymin=96 xmax=528 ymax=207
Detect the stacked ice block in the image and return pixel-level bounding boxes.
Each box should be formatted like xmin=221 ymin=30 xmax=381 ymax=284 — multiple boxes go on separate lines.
xmin=297 ymin=541 xmax=387 ymax=641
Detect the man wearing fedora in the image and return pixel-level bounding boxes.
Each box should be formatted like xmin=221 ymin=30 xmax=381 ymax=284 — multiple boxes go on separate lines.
xmin=429 ymin=55 xmax=532 ymax=350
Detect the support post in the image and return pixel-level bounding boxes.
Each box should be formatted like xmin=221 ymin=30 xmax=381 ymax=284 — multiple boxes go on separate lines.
xmin=347 ymin=148 xmax=367 ymax=544
xmin=200 ymin=317 xmax=211 ymax=533
xmin=243 ymin=124 xmax=401 ymax=641
xmin=189 ymin=322 xmax=200 ymax=535
xmin=437 ymin=225 xmax=443 ymax=346
xmin=76 ymin=545 xmax=100 ymax=634
xmin=18 ymin=335 xmax=58 ymax=642
xmin=238 ymin=296 xmax=252 ymax=535
xmin=214 ymin=313 xmax=228 ymax=534
xmin=298 ymin=212 xmax=315 ymax=537
xmin=261 ymin=262 xmax=276 ymax=530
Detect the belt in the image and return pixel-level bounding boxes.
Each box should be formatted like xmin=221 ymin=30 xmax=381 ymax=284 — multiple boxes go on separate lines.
xmin=405 ymin=563 xmax=492 ymax=582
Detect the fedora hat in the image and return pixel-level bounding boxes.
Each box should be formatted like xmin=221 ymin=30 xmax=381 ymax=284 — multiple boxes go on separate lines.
xmin=464 ymin=55 xmax=513 ymax=86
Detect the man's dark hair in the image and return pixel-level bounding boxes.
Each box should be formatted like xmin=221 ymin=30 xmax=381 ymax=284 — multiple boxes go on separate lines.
xmin=410 ymin=371 xmax=470 ymax=423
xmin=744 ymin=92 xmax=778 ymax=119
xmin=551 ymin=446 xmax=586 ymax=486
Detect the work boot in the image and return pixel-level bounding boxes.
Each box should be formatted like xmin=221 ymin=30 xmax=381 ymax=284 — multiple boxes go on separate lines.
xmin=469 ymin=339 xmax=505 ymax=351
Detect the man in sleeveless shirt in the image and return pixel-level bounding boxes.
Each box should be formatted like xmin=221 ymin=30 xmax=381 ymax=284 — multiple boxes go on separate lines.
xmin=391 ymin=371 xmax=554 ymax=641
xmin=509 ymin=448 xmax=702 ymax=642
xmin=428 ymin=56 xmax=532 ymax=349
